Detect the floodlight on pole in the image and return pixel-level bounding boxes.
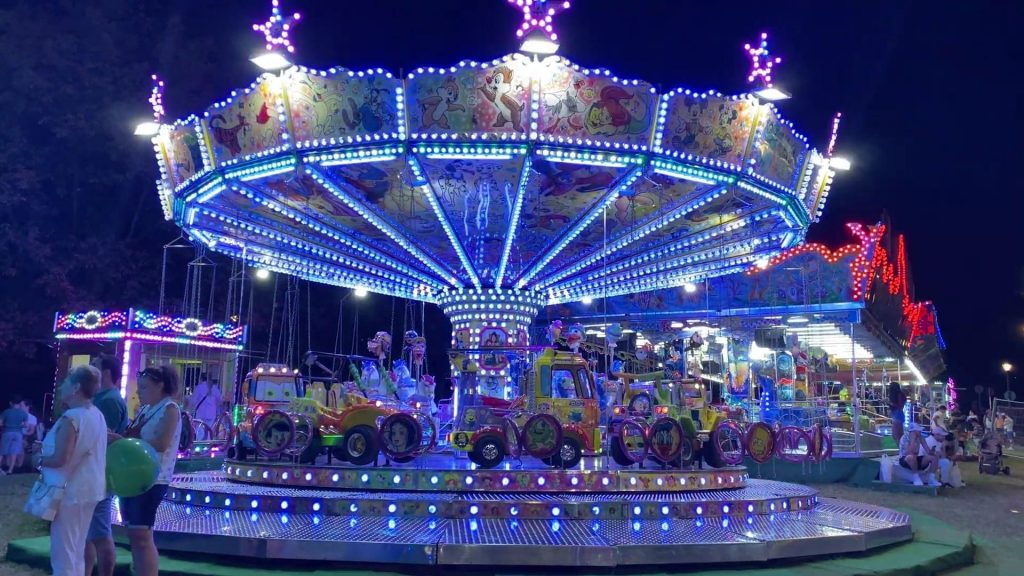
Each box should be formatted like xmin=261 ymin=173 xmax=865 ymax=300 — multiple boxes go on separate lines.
xmin=250 ymin=51 xmax=293 ymax=71
xmin=255 ymin=269 xmax=271 ymax=280
xmin=1002 ymin=362 xmax=1012 ymax=373
xmin=580 ymin=296 xmax=593 ymax=305
xmin=354 ymin=287 xmax=369 ymax=298
xmin=520 ymin=29 xmax=559 ymax=55
xmin=753 ymin=87 xmax=791 ymax=102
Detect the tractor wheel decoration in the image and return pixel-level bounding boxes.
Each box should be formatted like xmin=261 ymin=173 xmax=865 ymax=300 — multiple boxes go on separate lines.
xmin=378 ymin=412 xmax=423 ymax=461
xmin=503 ymin=417 xmax=522 ymax=458
xmin=192 ymin=418 xmax=214 ymax=443
xmin=522 ymin=414 xmax=563 ymax=460
xmin=286 ymin=414 xmax=321 ymax=464
xmin=648 ymin=417 xmax=685 ymax=463
xmin=411 ymin=412 xmax=438 ymax=456
xmin=253 ymin=410 xmax=295 ymax=457
xmin=808 ymin=424 xmax=832 ymax=462
xmin=709 ymin=420 xmax=745 ymax=467
xmin=745 ymin=422 xmax=776 ymax=464
xmin=775 ymin=426 xmax=812 ymax=462
xmin=616 ymin=419 xmax=649 ymax=464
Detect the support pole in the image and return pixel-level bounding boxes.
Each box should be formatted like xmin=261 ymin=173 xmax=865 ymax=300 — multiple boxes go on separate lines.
xmin=851 ymin=322 xmax=861 ymax=454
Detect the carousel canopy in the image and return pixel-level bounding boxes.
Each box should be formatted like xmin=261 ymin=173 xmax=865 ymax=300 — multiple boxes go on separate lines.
xmin=151 ymin=6 xmax=840 ymax=307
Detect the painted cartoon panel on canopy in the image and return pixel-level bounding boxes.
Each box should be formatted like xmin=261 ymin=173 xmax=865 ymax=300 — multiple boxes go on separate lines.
xmin=208 ymin=187 xmax=296 ymax=230
xmin=285 ymin=69 xmax=401 ymax=143
xmin=658 ymin=94 xmax=757 ymax=167
xmin=511 ymin=158 xmax=624 ymax=276
xmin=204 ymin=79 xmax=287 ymax=165
xmin=251 ymin=173 xmax=424 ymax=268
xmin=541 ymin=176 xmax=708 ymax=280
xmin=415 ymin=156 xmax=526 ymax=283
xmin=316 ymin=161 xmax=459 ymax=274
xmin=751 ymin=107 xmax=808 ymax=190
xmin=555 ymin=248 xmax=856 ymax=317
xmin=163 ymin=121 xmax=205 ymax=187
xmin=407 ymin=59 xmax=530 ymax=138
xmin=538 ymin=63 xmax=655 ymax=148
xmin=616 ymin=186 xmax=770 ymax=257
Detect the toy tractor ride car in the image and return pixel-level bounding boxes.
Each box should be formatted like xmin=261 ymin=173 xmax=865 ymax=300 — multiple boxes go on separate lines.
xmin=448 ymin=348 xmax=602 ymax=469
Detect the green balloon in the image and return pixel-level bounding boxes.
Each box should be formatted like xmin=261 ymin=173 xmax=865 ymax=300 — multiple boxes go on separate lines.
xmin=106 ymin=438 xmax=159 ymax=498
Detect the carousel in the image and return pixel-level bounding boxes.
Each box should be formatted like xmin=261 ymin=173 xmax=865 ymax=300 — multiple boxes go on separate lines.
xmin=127 ymin=0 xmax=911 ymax=568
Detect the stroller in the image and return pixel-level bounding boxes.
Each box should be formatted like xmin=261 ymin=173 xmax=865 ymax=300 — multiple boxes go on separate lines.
xmin=977 ymin=431 xmax=1010 ymax=475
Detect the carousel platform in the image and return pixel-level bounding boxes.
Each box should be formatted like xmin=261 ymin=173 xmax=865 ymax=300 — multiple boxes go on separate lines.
xmin=109 ymin=466 xmax=914 ymax=568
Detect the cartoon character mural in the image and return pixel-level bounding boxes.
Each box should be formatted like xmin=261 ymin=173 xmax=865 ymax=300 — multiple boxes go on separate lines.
xmin=205 ymin=80 xmax=285 ymax=164
xmin=165 ymin=123 xmax=204 ymax=186
xmin=660 ymin=94 xmax=756 ymax=167
xmin=420 ymin=76 xmax=465 ymax=130
xmin=479 ymin=66 xmax=525 ymax=132
xmin=584 ymin=86 xmax=650 ymax=137
xmin=542 ymin=78 xmax=585 ymax=133
xmin=286 ymin=69 xmax=400 ymax=142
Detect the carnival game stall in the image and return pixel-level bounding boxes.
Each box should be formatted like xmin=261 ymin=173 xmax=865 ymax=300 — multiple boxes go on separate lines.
xmin=548 ymin=219 xmax=946 ymax=456
xmin=52 ymin=308 xmax=246 ymax=449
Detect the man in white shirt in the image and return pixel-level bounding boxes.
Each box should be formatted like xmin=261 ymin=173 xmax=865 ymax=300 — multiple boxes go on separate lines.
xmin=188 ymin=374 xmax=222 ymax=435
xmin=899 ymin=423 xmax=939 ymax=486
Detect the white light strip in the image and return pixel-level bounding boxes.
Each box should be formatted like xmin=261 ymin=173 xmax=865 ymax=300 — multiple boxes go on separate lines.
xmin=237 ymin=165 xmax=296 ymax=182
xmin=535 ymin=183 xmax=729 ymax=290
xmin=320 ymin=155 xmax=399 ymax=167
xmin=495 ymin=155 xmax=532 ymax=288
xmin=517 ymin=166 xmax=642 ymax=289
xmin=405 ymin=156 xmax=482 ymax=290
xmin=306 ymin=166 xmax=463 ymax=288
xmin=904 ymin=358 xmax=927 ymax=385
xmin=197 ymin=205 xmax=445 ymax=291
xmin=424 ymin=153 xmax=513 ymax=161
xmin=652 ymin=168 xmax=719 ymax=186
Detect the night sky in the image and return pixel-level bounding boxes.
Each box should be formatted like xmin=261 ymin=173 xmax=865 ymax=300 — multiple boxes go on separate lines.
xmin=9 ymin=1 xmax=1022 ymax=405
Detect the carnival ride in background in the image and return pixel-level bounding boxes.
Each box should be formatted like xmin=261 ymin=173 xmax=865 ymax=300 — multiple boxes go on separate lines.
xmin=118 ymin=0 xmax=913 ymax=568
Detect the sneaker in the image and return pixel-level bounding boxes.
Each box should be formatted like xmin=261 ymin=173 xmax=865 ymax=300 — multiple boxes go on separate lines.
xmin=912 ymin=474 xmax=923 ymax=486
xmin=929 ymin=478 xmax=942 ymax=487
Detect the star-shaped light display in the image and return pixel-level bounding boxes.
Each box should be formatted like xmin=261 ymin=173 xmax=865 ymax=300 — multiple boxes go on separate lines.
xmin=253 ymin=0 xmax=302 ymax=54
xmin=744 ymin=32 xmax=782 ymax=88
xmin=508 ymin=0 xmax=571 ymax=41
xmin=149 ymin=74 xmax=165 ymax=122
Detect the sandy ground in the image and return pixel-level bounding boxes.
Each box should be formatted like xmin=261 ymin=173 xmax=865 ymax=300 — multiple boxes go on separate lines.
xmin=0 ymin=456 xmax=1021 ymax=575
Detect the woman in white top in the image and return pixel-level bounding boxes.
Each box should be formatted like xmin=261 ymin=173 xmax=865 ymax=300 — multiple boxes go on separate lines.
xmin=38 ymin=365 xmax=108 ymax=576
xmin=109 ymin=366 xmax=181 ymax=576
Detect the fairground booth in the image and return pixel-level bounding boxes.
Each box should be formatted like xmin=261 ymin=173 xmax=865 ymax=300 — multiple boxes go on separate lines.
xmin=545 ymin=218 xmax=946 ymax=456
xmin=51 ymin=308 xmax=247 ymax=418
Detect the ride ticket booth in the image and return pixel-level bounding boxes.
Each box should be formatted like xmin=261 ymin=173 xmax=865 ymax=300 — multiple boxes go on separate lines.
xmin=52 ymin=308 xmax=247 ymax=419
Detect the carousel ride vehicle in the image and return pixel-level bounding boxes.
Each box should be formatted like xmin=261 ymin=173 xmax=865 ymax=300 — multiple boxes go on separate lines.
xmin=128 ymin=0 xmax=911 ymax=568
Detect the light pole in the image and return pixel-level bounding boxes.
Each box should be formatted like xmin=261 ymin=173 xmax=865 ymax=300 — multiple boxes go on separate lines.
xmin=1003 ymin=362 xmax=1013 ymax=394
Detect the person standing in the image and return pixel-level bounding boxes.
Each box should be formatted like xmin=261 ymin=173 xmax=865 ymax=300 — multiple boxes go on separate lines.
xmin=1004 ymin=414 xmax=1014 ymax=449
xmin=1 ymin=395 xmax=29 ymax=475
xmin=85 ymin=354 xmax=129 ymax=576
xmin=38 ymin=365 xmax=107 ymax=576
xmin=188 ymin=373 xmax=222 ymax=436
xmin=15 ymin=400 xmax=38 ymax=472
xmin=888 ymin=381 xmax=907 ymax=444
xmin=108 ymin=366 xmax=182 ymax=576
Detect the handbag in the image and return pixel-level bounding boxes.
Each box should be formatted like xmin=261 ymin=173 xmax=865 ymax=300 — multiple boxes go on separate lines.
xmin=23 ymin=477 xmax=66 ymax=521
xmin=24 ymin=422 xmax=92 ymax=521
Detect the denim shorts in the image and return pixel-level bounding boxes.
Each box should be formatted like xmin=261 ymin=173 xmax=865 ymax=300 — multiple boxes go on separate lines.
xmin=0 ymin=431 xmax=22 ymax=456
xmin=87 ymin=497 xmax=113 ymax=540
xmin=121 ymin=484 xmax=168 ymax=528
